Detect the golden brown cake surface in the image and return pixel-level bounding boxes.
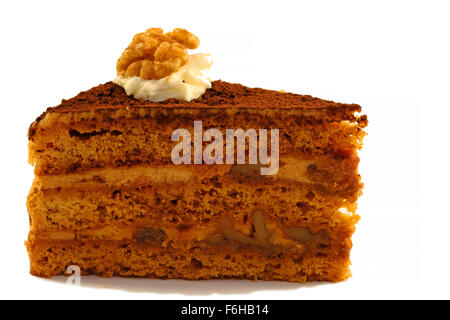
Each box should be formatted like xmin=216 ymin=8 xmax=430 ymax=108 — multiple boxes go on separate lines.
xmin=26 ymin=80 xmax=367 ymax=282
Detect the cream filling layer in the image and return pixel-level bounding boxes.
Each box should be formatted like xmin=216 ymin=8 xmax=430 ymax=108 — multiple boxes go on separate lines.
xmin=37 ymin=157 xmax=315 ymax=190
xmin=29 ymin=213 xmax=330 ymax=254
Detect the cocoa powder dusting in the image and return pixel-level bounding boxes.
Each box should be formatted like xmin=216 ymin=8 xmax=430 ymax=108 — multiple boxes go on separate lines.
xmin=44 ymin=80 xmax=361 ymax=113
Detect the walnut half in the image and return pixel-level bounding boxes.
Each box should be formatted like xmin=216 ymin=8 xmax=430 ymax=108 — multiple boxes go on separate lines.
xmin=116 ymin=28 xmax=200 ymax=80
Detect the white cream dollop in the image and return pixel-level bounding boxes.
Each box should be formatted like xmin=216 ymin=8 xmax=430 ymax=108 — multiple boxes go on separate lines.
xmin=113 ymin=53 xmax=212 ymax=102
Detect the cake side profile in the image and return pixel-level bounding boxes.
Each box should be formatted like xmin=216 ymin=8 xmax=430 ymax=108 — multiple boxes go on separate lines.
xmin=27 ymin=81 xmax=367 ymax=281
xmin=26 ymin=27 xmax=367 ymax=282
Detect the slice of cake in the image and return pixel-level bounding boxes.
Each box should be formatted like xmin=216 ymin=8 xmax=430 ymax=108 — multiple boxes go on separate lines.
xmin=26 ymin=28 xmax=367 ymax=282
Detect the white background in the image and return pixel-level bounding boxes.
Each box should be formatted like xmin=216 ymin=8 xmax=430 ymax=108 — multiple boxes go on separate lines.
xmin=0 ymin=0 xmax=449 ymax=299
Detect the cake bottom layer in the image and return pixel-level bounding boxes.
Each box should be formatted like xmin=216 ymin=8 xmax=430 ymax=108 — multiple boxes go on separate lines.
xmin=26 ymin=239 xmax=352 ymax=282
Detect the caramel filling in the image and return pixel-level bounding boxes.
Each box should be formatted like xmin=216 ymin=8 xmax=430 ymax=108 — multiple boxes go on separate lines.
xmin=37 ymin=157 xmax=314 ymax=190
xmin=286 ymin=227 xmax=330 ymax=247
xmin=205 ymin=210 xmax=329 ymax=253
xmin=206 ymin=210 xmax=269 ymax=246
xmin=30 ymin=209 xmax=330 ymax=254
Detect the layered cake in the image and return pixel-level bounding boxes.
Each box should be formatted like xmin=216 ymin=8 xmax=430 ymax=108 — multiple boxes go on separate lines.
xmin=26 ymin=28 xmax=367 ymax=282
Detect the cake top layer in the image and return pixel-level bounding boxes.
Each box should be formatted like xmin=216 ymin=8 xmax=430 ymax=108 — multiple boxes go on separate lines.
xmin=29 ymin=80 xmax=365 ymax=139
xmin=43 ymin=80 xmax=362 ymax=113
